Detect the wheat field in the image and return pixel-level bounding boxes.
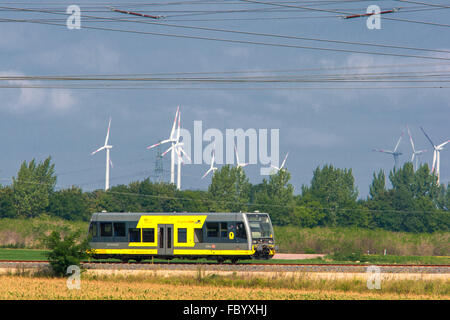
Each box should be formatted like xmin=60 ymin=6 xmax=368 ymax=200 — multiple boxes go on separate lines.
xmin=0 ymin=272 xmax=448 ymax=300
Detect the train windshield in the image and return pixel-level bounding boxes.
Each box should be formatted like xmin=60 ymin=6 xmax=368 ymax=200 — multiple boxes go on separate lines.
xmin=246 ymin=214 xmax=273 ymax=239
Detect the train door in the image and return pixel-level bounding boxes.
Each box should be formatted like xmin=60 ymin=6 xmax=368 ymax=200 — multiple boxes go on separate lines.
xmin=157 ymin=224 xmax=174 ymax=256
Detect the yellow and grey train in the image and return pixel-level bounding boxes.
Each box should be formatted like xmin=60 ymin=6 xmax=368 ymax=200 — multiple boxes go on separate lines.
xmin=88 ymin=211 xmax=276 ymax=263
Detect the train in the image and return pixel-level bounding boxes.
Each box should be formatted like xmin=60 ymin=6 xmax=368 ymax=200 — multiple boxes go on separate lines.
xmin=88 ymin=211 xmax=276 ymax=263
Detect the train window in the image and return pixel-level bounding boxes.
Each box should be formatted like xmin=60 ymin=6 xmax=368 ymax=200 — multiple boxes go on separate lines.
xmin=206 ymin=222 xmax=219 ymax=237
xmin=129 ymin=228 xmax=141 ymax=242
xmin=143 ymin=228 xmax=155 ymax=242
xmin=167 ymin=228 xmax=172 ymax=249
xmin=159 ymin=228 xmax=164 ymax=248
xmin=236 ymin=222 xmax=247 ymax=239
xmin=100 ymin=223 xmax=112 ymax=237
xmin=113 ymin=223 xmax=126 ymax=237
xmin=194 ymin=228 xmax=203 ymax=243
xmin=88 ymin=223 xmax=98 ymax=238
xmin=220 ymin=222 xmax=228 ymax=238
xmin=178 ymin=228 xmax=187 ymax=243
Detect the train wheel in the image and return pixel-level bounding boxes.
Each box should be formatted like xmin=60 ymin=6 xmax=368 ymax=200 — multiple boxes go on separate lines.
xmin=230 ymin=258 xmax=238 ymax=264
xmin=217 ymin=257 xmax=225 ymax=264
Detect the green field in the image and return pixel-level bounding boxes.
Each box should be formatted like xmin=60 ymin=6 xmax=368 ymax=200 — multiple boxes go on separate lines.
xmin=0 ymin=248 xmax=48 ymax=261
xmin=0 ymin=248 xmax=448 ymax=265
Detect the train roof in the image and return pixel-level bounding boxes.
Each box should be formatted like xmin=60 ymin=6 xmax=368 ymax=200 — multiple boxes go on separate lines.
xmin=90 ymin=212 xmax=268 ymax=222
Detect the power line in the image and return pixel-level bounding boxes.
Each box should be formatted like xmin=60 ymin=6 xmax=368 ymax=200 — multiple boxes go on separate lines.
xmin=1 ymin=6 xmax=450 ymax=61
xmin=396 ymin=0 xmax=450 ymax=9
xmin=2 ymin=69 xmax=450 ymax=82
xmin=0 ymin=84 xmax=448 ymax=90
xmin=4 ymin=61 xmax=445 ymax=77
xmin=241 ymin=0 xmax=450 ymax=27
xmin=108 ymin=7 xmax=450 ymax=54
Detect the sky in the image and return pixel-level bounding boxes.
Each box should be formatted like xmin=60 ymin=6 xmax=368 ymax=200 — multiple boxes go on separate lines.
xmin=0 ymin=0 xmax=449 ymax=198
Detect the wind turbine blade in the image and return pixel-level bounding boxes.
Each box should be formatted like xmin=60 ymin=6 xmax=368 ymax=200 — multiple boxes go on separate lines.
xmin=91 ymin=146 xmax=105 ymax=155
xmin=280 ymin=152 xmax=289 ymax=169
xmin=104 ymin=117 xmax=111 ymax=146
xmin=374 ymin=149 xmax=394 ymax=154
xmin=170 ymin=106 xmax=179 ymax=140
xmin=393 ymin=130 xmax=404 ymax=152
xmin=202 ymin=168 xmax=212 ymax=179
xmin=175 ymin=147 xmax=183 ymax=163
xmin=234 ymin=144 xmax=240 ymax=165
xmin=147 ymin=142 xmax=161 ymax=150
xmin=432 ymin=150 xmax=437 ymax=173
xmin=109 ymin=159 xmax=114 ymax=169
xmin=162 ymin=144 xmax=176 ymax=157
xmin=176 ymin=109 xmax=181 ymax=141
xmin=271 ymin=165 xmax=279 ymax=171
xmin=420 ymin=126 xmax=436 ymax=148
xmin=147 ymin=139 xmax=173 ymax=150
xmin=179 ymin=147 xmax=191 ymax=163
xmin=411 ymin=153 xmax=415 ymax=162
xmin=437 ymin=140 xmax=450 ymax=149
xmin=407 ymin=126 xmax=415 ymax=152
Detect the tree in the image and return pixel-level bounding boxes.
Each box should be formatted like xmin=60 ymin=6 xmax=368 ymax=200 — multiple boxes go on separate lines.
xmin=208 ymin=165 xmax=251 ymax=212
xmin=0 ymin=186 xmax=15 ymax=218
xmin=43 ymin=230 xmax=91 ymax=277
xmin=302 ymin=165 xmax=359 ymax=227
xmin=12 ymin=157 xmax=56 ymax=218
xmin=48 ymin=186 xmax=90 ymax=221
xmin=252 ymin=169 xmax=294 ymax=225
xmin=369 ymin=170 xmax=386 ymax=200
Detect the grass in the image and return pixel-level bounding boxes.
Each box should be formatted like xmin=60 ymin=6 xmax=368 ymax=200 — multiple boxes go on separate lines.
xmin=0 ymin=248 xmax=48 ymax=261
xmin=0 ymin=271 xmax=448 ymax=300
xmin=0 ymin=248 xmax=448 ymax=265
xmin=274 ymin=226 xmax=450 ymax=256
xmin=0 ymin=216 xmax=87 ymax=249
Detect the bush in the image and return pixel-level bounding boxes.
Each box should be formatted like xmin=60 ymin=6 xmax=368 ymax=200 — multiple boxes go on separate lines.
xmin=43 ymin=230 xmax=92 ymax=277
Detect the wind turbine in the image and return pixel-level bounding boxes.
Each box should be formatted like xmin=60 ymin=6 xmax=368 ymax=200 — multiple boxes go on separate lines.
xmin=91 ymin=117 xmax=113 ymax=191
xmin=373 ymin=130 xmax=404 ymax=168
xmin=270 ymin=152 xmax=289 ymax=174
xmin=420 ymin=126 xmax=450 ymax=184
xmin=160 ymin=109 xmax=190 ymax=190
xmin=202 ymin=146 xmax=218 ymax=179
xmin=407 ymin=126 xmax=427 ymax=171
xmin=147 ymin=106 xmax=179 ymax=185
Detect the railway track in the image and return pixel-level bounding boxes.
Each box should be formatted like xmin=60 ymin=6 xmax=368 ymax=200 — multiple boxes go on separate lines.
xmin=1 ymin=260 xmax=449 ymax=274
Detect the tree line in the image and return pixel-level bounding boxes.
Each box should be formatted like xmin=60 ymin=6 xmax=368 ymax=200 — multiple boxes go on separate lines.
xmin=0 ymin=156 xmax=449 ymax=233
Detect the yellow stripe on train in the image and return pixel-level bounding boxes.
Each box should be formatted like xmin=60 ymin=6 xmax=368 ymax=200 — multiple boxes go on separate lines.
xmin=91 ymin=248 xmax=255 ymax=256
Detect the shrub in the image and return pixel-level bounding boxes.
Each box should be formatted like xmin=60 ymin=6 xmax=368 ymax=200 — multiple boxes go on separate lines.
xmin=43 ymin=230 xmax=91 ymax=277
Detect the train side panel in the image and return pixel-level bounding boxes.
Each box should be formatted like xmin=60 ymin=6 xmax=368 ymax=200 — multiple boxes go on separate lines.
xmin=88 ymin=212 xmax=274 ymax=262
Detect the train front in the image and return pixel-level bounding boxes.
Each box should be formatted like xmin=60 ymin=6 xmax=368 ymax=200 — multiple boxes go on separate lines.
xmin=246 ymin=213 xmax=276 ymax=259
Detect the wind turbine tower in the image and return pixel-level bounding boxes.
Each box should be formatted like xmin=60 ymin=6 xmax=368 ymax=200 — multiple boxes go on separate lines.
xmin=407 ymin=126 xmax=427 ymax=171
xmin=91 ymin=117 xmax=113 ymax=191
xmin=420 ymin=126 xmax=450 ymax=184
